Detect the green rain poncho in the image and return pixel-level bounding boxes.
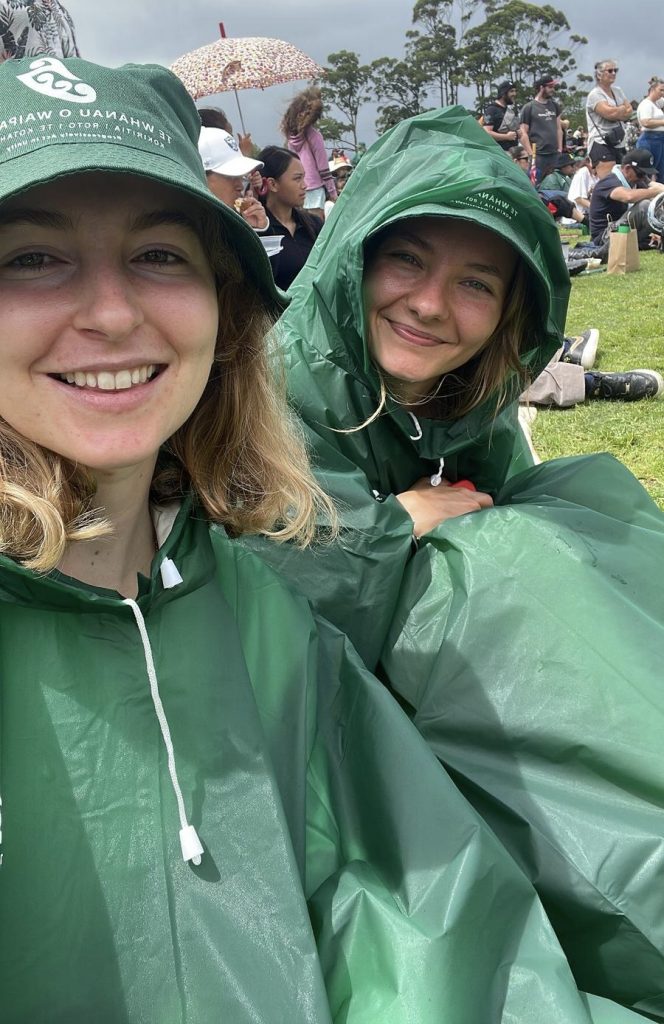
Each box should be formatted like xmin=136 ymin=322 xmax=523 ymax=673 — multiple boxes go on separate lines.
xmin=3 ymin=500 xmax=644 ymax=1024
xmin=252 ymin=108 xmax=664 ymax=1018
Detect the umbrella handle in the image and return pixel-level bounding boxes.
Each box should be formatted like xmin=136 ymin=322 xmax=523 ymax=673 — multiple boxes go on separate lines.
xmin=233 ymin=89 xmax=247 ymax=136
xmin=218 ymin=24 xmax=246 ymax=135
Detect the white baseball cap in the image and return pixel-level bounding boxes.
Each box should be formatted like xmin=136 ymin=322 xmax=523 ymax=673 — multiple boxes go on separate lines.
xmin=198 ymin=126 xmax=263 ymax=177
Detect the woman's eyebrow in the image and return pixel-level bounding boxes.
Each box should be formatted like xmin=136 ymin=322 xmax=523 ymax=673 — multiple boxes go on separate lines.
xmin=0 ymin=208 xmax=71 ymax=230
xmin=388 ymin=230 xmax=431 ymax=250
xmin=129 ymin=210 xmax=201 ymax=234
xmin=464 ymin=261 xmax=503 ymax=278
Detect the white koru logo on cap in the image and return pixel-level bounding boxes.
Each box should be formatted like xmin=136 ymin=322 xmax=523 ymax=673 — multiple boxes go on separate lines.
xmin=16 ymin=57 xmax=97 ymax=104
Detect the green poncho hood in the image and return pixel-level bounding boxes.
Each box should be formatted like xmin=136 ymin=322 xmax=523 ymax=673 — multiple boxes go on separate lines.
xmin=283 ymin=106 xmax=569 ymax=460
xmin=250 ymin=108 xmax=573 ymax=665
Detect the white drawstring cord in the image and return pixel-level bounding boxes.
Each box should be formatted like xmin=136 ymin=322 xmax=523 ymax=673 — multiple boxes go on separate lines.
xmin=123 ymin=597 xmax=204 ymax=865
xmin=430 ymin=457 xmax=445 ymax=487
xmin=407 ymin=411 xmax=423 ymax=441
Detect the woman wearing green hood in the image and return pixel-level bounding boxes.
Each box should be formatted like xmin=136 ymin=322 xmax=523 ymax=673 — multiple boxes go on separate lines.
xmin=255 ymin=108 xmax=664 ymax=1018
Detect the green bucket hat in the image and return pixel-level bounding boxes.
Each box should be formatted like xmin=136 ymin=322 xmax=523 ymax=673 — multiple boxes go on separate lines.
xmin=0 ymin=56 xmax=283 ymax=313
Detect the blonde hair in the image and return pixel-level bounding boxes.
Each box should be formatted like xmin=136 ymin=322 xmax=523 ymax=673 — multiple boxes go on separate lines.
xmin=281 ymin=87 xmax=323 ymax=139
xmin=0 ymin=209 xmax=335 ymax=572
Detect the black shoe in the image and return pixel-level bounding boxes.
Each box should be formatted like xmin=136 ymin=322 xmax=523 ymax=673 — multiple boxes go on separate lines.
xmin=585 ymin=369 xmax=664 ymax=401
xmin=561 ymin=329 xmax=599 ymax=370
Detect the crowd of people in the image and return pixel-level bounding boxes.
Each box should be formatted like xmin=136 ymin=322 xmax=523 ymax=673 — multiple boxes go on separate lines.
xmin=0 ymin=6 xmax=663 ymax=1023
xmin=483 ymin=62 xmax=664 ymax=249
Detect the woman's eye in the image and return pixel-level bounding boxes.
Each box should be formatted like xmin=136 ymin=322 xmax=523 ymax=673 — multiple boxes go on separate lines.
xmin=463 ymin=279 xmax=493 ymax=294
xmin=7 ymin=251 xmax=54 ymax=271
xmin=136 ymin=249 xmax=182 ymax=265
xmin=389 ymin=250 xmax=420 ymax=267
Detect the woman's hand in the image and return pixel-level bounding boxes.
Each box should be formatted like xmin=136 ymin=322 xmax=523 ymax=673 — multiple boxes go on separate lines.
xmin=238 ymin=132 xmax=254 ymax=156
xmin=247 ymin=169 xmax=264 ymax=195
xmin=240 ymin=198 xmax=269 ymax=230
xmin=396 ymin=476 xmax=493 ymax=538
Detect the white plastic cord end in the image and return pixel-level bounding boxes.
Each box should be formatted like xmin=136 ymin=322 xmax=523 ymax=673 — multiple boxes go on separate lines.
xmin=430 ymin=456 xmax=445 ymax=487
xmin=180 ymin=824 xmax=204 ymax=865
xmin=160 ymin=558 xmax=183 ymax=589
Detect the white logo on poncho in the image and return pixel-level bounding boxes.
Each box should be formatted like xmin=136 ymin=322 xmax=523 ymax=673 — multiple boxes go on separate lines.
xmin=16 ymin=58 xmax=97 ymax=105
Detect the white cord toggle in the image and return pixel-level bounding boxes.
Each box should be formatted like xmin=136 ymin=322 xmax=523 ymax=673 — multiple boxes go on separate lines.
xmin=180 ymin=824 xmax=204 ymax=863
xmin=160 ymin=557 xmax=183 ymax=589
xmin=124 ymin=597 xmax=203 ymax=866
xmin=430 ymin=457 xmax=445 ymax=487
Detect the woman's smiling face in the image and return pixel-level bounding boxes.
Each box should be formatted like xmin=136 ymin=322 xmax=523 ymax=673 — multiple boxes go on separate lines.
xmin=0 ymin=172 xmax=219 ymax=475
xmin=362 ymin=217 xmax=517 ymax=403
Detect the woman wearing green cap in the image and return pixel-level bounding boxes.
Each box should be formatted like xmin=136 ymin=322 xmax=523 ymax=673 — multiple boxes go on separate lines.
xmin=252 ymin=107 xmax=664 ymax=1017
xmin=0 ymin=56 xmax=638 ymax=1024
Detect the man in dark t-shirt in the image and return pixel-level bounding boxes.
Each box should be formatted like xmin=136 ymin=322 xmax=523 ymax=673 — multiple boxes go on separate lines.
xmin=483 ymin=82 xmax=521 ymax=151
xmin=589 ymin=147 xmax=664 ymax=245
xmin=520 ymin=75 xmax=562 ymax=183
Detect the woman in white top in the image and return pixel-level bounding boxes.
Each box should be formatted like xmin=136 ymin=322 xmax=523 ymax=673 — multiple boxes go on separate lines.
xmin=637 ymin=76 xmax=664 ymax=182
xmin=585 ymin=59 xmax=633 ymax=163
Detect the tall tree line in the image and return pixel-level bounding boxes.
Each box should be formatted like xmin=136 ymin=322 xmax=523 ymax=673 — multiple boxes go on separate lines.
xmin=320 ymin=0 xmax=590 ymax=147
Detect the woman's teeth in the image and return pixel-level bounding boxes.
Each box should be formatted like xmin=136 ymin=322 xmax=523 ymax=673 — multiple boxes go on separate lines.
xmin=57 ymin=364 xmax=158 ymax=390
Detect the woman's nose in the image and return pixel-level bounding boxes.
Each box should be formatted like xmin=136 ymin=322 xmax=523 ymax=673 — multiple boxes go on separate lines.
xmin=407 ymin=273 xmax=449 ymax=322
xmin=71 ymin=264 xmax=144 ymax=340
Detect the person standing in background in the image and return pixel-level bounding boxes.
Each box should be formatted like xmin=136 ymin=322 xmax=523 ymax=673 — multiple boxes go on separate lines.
xmin=281 ymin=86 xmax=337 ymax=218
xmin=483 ymin=81 xmax=521 ymax=151
xmin=325 ymin=155 xmax=353 ymax=217
xmin=0 ymin=0 xmax=78 ymax=59
xmin=520 ymin=75 xmax=563 ymax=183
xmin=636 ymin=77 xmax=664 ymax=183
xmin=585 ymin=60 xmax=633 ymax=163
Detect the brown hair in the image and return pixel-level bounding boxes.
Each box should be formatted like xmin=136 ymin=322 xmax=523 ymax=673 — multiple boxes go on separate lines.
xmin=281 ymin=87 xmax=323 ymax=139
xmin=198 ymin=107 xmax=233 ymax=132
xmin=0 ymin=208 xmax=335 ymax=571
xmin=427 ymin=260 xmax=541 ymax=418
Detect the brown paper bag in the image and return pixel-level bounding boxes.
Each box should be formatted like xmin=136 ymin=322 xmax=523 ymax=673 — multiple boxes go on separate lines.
xmin=607 ymin=229 xmax=640 ymax=275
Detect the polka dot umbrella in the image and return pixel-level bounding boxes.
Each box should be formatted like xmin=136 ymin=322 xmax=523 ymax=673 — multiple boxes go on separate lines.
xmin=170 ymin=34 xmax=325 ymax=132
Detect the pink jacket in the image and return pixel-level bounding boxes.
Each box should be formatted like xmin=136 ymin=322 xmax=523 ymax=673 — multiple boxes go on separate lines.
xmin=287 ymin=126 xmax=337 ymax=198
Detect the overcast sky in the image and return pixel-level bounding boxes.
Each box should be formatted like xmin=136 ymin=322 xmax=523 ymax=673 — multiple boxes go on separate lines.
xmin=64 ymin=0 xmax=663 ymax=147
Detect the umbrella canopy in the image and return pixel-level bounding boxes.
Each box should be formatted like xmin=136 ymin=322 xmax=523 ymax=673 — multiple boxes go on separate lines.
xmin=170 ymin=36 xmax=324 ymax=99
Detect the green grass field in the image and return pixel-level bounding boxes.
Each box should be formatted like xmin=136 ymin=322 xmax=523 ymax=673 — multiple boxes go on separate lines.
xmin=531 ymin=249 xmax=664 ymax=509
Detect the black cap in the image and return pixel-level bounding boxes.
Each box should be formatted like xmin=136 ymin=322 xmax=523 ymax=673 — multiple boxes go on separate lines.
xmin=497 ymin=80 xmax=516 ymax=97
xmin=555 ymin=152 xmax=576 ymax=170
xmin=535 ymin=74 xmax=558 ymax=89
xmin=622 ymin=148 xmax=656 ymax=173
xmin=590 ymin=143 xmax=615 ymax=165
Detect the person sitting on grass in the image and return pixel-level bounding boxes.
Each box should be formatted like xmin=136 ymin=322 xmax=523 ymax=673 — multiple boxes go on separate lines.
xmin=249 ymin=106 xmax=664 ymax=1017
xmin=589 ymin=146 xmax=664 ymax=245
xmin=197 ymin=126 xmax=269 ymax=231
xmin=539 ymin=151 xmax=577 ymax=193
xmin=1 ymin=56 xmax=617 ymax=1024
xmin=520 ymin=327 xmax=663 ymax=406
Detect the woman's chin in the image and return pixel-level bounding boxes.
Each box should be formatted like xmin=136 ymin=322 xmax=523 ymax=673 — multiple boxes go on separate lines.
xmin=53 ymin=443 xmax=161 ymax=479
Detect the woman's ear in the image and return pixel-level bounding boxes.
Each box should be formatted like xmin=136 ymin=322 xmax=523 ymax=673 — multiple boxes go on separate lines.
xmin=265 ymin=176 xmax=278 ymax=194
